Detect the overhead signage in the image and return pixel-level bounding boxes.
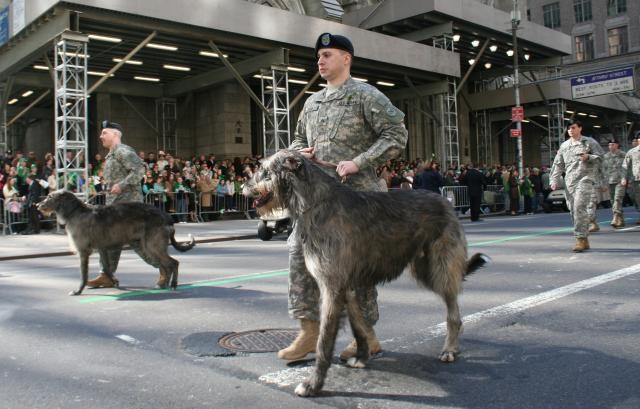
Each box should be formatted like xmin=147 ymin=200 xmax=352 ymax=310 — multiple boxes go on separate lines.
xmin=12 ymin=0 xmax=25 ymax=36
xmin=0 ymin=7 xmax=8 ymax=47
xmin=510 ymin=128 xmax=522 ymax=138
xmin=512 ymin=106 xmax=524 ymax=122
xmin=571 ymin=67 xmax=635 ymax=99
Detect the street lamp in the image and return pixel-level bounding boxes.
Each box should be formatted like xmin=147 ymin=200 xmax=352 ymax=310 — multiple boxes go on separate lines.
xmin=512 ymin=0 xmax=524 ymax=180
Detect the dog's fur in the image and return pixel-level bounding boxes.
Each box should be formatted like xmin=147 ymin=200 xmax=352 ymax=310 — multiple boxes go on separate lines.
xmin=244 ymin=150 xmax=489 ymax=397
xmin=38 ymin=190 xmax=195 ymax=295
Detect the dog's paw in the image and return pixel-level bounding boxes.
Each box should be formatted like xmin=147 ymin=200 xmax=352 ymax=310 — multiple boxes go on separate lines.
xmin=346 ymin=357 xmax=367 ymax=369
xmin=439 ymin=351 xmax=456 ymax=363
xmin=294 ymin=381 xmax=316 ymax=397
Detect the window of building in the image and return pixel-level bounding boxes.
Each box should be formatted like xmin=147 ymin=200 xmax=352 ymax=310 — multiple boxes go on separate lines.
xmin=608 ymin=26 xmax=628 ymax=55
xmin=543 ymin=3 xmax=561 ymax=29
xmin=575 ymin=33 xmax=594 ymax=62
xmin=574 ymin=0 xmax=592 ymax=23
xmin=607 ymin=0 xmax=627 ymax=16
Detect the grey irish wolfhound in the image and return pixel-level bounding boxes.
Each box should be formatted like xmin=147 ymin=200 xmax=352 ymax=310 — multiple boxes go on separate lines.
xmin=38 ymin=190 xmax=195 ymax=296
xmin=244 ymin=150 xmax=488 ymax=397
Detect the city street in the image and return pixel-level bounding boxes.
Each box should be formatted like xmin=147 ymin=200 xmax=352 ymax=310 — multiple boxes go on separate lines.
xmin=1 ymin=209 xmax=639 ymax=409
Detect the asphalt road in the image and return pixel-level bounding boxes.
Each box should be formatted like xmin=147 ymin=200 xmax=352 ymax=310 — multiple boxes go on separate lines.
xmin=1 ymin=208 xmax=639 ymax=409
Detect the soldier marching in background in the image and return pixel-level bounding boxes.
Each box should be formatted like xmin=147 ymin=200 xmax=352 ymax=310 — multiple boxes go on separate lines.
xmin=602 ymin=140 xmax=626 ymax=228
xmin=621 ymin=133 xmax=640 ymax=225
xmin=550 ymin=120 xmax=605 ymax=252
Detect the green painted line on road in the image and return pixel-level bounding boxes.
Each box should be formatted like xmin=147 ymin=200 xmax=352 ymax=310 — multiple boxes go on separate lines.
xmin=76 ymin=224 xmax=583 ymax=304
xmin=78 ymin=270 xmax=289 ymax=304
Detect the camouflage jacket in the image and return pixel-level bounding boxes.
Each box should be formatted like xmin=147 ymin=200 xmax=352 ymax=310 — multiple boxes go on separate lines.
xmin=602 ymin=150 xmax=626 ymax=184
xmin=622 ymin=145 xmax=640 ymax=182
xmin=550 ymin=136 xmax=605 ymax=190
xmin=290 ymin=77 xmax=408 ymax=191
xmin=103 ymin=143 xmax=146 ymax=203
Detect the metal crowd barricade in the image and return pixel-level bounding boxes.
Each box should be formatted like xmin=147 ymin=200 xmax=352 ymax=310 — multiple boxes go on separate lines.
xmin=156 ymin=190 xmax=199 ymax=223
xmin=87 ymin=191 xmax=107 ymax=206
xmin=3 ymin=198 xmax=28 ymax=234
xmin=482 ymin=184 xmax=506 ymax=214
xmin=144 ymin=191 xmax=167 ymax=213
xmin=197 ymin=191 xmax=255 ymax=220
xmin=0 ymin=198 xmax=4 ymax=234
xmin=440 ymin=185 xmax=470 ymax=213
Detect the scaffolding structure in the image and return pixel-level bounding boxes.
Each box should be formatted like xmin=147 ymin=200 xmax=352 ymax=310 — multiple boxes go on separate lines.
xmin=155 ymin=98 xmax=178 ymax=154
xmin=474 ymin=110 xmax=492 ymax=166
xmin=545 ymin=99 xmax=566 ymax=167
xmin=261 ymin=65 xmax=290 ymax=157
xmin=54 ymin=31 xmax=89 ymax=199
xmin=0 ymin=78 xmax=12 ymax=155
xmin=433 ymin=34 xmax=460 ymax=169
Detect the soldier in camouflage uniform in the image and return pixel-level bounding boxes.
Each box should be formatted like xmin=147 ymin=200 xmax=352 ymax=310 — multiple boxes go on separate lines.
xmin=621 ymin=134 xmax=640 ymax=225
xmin=87 ymin=121 xmax=146 ymax=288
xmin=550 ymin=120 xmax=605 ymax=252
xmin=602 ymin=140 xmax=626 ymax=228
xmin=278 ymin=33 xmax=408 ymax=361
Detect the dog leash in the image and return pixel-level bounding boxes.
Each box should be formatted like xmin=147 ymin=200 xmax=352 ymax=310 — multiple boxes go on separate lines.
xmin=311 ymin=158 xmax=349 ymax=184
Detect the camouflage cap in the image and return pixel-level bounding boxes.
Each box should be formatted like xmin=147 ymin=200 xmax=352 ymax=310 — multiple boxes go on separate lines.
xmin=315 ymin=32 xmax=354 ymax=56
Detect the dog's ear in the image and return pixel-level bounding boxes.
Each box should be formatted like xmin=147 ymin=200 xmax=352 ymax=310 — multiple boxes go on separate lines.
xmin=283 ymin=154 xmax=302 ymax=172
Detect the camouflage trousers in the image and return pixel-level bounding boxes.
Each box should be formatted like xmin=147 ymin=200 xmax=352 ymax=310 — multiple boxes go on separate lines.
xmin=566 ymin=180 xmax=595 ymax=239
xmin=101 ymin=189 xmax=144 ymax=276
xmin=287 ymin=222 xmax=379 ymax=326
xmin=609 ymin=183 xmax=626 ymax=216
xmin=631 ymin=181 xmax=640 ymax=212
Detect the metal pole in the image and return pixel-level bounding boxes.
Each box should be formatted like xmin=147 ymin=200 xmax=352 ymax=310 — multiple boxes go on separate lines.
xmin=512 ymin=0 xmax=523 ymax=178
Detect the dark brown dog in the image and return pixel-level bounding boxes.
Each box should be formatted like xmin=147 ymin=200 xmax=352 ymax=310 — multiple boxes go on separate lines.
xmin=38 ymin=190 xmax=195 ymax=295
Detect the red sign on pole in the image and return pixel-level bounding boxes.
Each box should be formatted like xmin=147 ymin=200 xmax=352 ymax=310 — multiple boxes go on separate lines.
xmin=510 ymin=128 xmax=522 ymax=138
xmin=512 ymin=106 xmax=524 ymax=122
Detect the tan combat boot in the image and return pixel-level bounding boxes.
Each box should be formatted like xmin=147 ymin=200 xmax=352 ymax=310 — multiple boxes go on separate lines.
xmin=87 ymin=273 xmax=116 ymax=288
xmin=613 ymin=214 xmax=625 ymax=228
xmin=339 ymin=327 xmax=382 ymax=361
xmin=572 ymin=238 xmax=590 ymax=252
xmin=277 ymin=319 xmax=319 ymax=360
xmin=588 ymin=221 xmax=600 ymax=233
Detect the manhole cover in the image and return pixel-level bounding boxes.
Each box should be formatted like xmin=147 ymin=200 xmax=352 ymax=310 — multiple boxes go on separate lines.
xmin=218 ymin=328 xmax=299 ymax=353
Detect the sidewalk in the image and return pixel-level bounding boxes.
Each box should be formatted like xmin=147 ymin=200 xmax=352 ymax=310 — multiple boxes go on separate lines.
xmin=0 ymin=219 xmax=261 ymax=261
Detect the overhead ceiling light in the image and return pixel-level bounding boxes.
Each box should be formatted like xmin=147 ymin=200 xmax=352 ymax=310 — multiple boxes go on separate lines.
xmin=288 ymin=66 xmax=306 ymax=73
xmin=540 ymin=114 xmax=548 ymax=117
xmin=593 ymin=125 xmax=601 ymax=128
xmin=489 ymin=45 xmax=498 ymax=52
xmin=146 ymin=43 xmax=178 ymax=51
xmin=88 ymin=34 xmax=122 ymax=43
xmin=484 ymin=62 xmax=492 ymax=69
xmin=352 ymin=77 xmax=368 ymax=82
xmin=304 ymin=91 xmax=315 ymax=95
xmin=33 ymin=65 xmax=49 ymax=70
xmin=524 ymin=53 xmax=530 ymax=61
xmin=199 ymin=50 xmax=228 ymax=58
xmin=468 ymin=59 xmax=476 ymax=65
xmin=319 ymin=83 xmax=327 ymax=88
xmin=376 ymin=81 xmax=395 ymax=87
xmin=452 ymin=34 xmax=461 ymax=42
xmin=627 ymin=121 xmax=633 ymax=125
xmin=113 ymin=58 xmax=143 ymax=65
xmin=253 ymin=74 xmax=273 ymax=80
xmin=522 ymin=119 xmax=530 ymax=123
xmin=134 ymin=76 xmax=160 ymax=82
xmin=21 ymin=90 xmax=34 ymax=97
xmin=163 ymin=64 xmax=191 ymax=71
xmin=87 ymin=71 xmax=115 ymax=77
xmin=288 ymin=79 xmax=308 ymax=85
xmin=566 ymin=110 xmax=575 ymax=114
xmin=577 ymin=112 xmax=588 ymax=116
xmin=506 ymin=49 xmax=514 ymax=57
xmin=471 ymin=39 xmax=480 ymax=47
xmin=266 ymin=86 xmax=287 ymax=91
xmin=588 ymin=114 xmax=598 ymax=118
xmin=8 ymin=98 xmax=18 ymax=105
xmin=564 ymin=117 xmax=571 ymax=121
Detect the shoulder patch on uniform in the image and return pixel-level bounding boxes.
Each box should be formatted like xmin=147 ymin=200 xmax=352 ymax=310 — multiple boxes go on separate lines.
xmin=386 ymin=105 xmax=397 ymax=116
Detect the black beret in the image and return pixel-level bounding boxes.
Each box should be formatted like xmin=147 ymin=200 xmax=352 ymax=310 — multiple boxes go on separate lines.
xmin=101 ymin=120 xmax=124 ymax=135
xmin=315 ymin=32 xmax=354 ymax=56
xmin=609 ymin=139 xmax=619 ymax=144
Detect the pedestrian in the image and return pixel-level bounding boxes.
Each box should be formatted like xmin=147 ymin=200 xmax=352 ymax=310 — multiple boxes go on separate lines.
xmin=86 ymin=120 xmax=146 ymax=288
xmin=21 ymin=174 xmax=43 ymax=235
xmin=550 ymin=120 xmax=605 ymax=252
xmin=521 ymin=168 xmax=534 ymax=215
xmin=280 ymin=32 xmax=408 ymax=361
xmin=603 ymin=140 xmax=626 ymax=228
xmin=530 ymin=167 xmax=543 ymax=213
xmin=459 ymin=162 xmax=485 ymax=221
xmin=414 ymin=160 xmax=444 ymax=193
xmin=621 ymin=133 xmax=640 ymax=225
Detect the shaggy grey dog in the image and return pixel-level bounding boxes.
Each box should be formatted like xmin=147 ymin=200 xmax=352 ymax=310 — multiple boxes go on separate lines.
xmin=244 ymin=150 xmax=488 ymax=397
xmin=38 ymin=190 xmax=195 ymax=295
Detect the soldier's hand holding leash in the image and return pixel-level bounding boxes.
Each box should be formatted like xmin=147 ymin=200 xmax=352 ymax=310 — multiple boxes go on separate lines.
xmin=110 ymin=183 xmax=122 ymax=195
xmin=336 ymin=161 xmax=359 ymax=178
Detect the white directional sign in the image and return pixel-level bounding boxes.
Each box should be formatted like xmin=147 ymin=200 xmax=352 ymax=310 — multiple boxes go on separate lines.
xmin=571 ymin=67 xmax=635 ymax=99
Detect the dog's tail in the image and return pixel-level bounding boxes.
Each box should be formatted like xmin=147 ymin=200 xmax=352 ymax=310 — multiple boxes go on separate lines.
xmin=465 ymin=253 xmax=491 ymax=277
xmin=171 ymin=232 xmax=196 ymax=252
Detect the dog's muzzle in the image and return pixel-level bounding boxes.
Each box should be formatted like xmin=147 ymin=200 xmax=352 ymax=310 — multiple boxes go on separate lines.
xmin=252 ymin=191 xmax=273 ymax=209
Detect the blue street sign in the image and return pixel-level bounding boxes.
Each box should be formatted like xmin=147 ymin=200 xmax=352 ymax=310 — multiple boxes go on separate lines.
xmin=571 ymin=67 xmax=635 ymax=99
xmin=0 ymin=7 xmax=9 ymax=47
